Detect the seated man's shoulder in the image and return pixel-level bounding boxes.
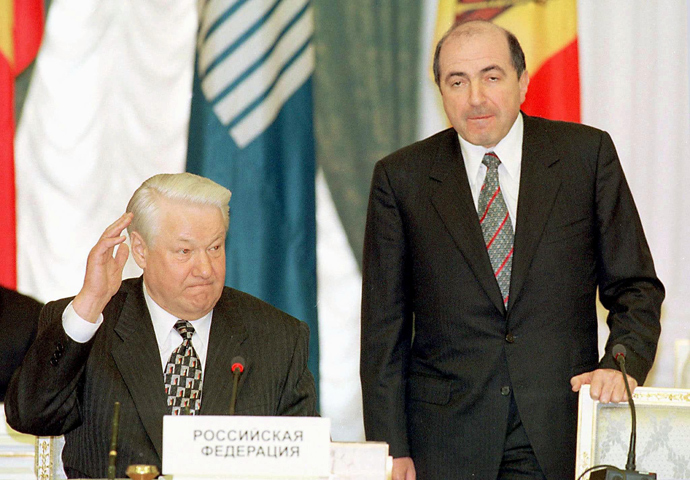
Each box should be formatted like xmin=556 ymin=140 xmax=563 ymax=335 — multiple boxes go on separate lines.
xmin=218 ymin=287 xmax=306 ymax=334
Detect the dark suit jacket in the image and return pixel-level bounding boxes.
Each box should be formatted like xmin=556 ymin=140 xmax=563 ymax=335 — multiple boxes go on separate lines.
xmin=0 ymin=287 xmax=43 ymax=401
xmin=360 ymin=115 xmax=664 ymax=480
xmin=5 ymin=277 xmax=317 ymax=478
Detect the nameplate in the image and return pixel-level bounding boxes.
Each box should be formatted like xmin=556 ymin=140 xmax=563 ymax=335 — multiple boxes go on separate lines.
xmin=162 ymin=416 xmax=331 ymax=478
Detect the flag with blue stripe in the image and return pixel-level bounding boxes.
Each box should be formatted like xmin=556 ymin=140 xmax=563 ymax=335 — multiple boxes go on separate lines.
xmin=187 ymin=0 xmax=318 ymax=389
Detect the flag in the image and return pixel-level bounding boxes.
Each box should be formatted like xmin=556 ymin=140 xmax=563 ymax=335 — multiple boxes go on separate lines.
xmin=187 ymin=0 xmax=319 ymax=387
xmin=14 ymin=1 xmax=194 ymax=302
xmin=434 ymin=0 xmax=580 ymax=122
xmin=0 ymin=0 xmax=43 ymax=289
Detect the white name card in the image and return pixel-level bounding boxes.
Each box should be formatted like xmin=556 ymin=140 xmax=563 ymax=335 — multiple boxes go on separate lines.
xmin=162 ymin=415 xmax=331 ymax=479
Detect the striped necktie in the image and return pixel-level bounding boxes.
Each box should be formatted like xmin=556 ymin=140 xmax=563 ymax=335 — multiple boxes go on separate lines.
xmin=164 ymin=320 xmax=203 ymax=415
xmin=478 ymin=152 xmax=514 ymax=307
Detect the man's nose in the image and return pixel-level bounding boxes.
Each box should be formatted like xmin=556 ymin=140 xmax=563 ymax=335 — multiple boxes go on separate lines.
xmin=469 ymin=83 xmax=485 ymax=105
xmin=194 ymin=252 xmax=212 ymax=277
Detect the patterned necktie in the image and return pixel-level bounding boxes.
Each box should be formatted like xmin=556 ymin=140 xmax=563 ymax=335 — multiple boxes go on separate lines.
xmin=478 ymin=152 xmax=514 ymax=306
xmin=164 ymin=320 xmax=203 ymax=415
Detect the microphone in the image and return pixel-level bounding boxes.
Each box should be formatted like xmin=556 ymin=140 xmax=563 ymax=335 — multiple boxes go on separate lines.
xmin=228 ymin=356 xmax=245 ymax=415
xmin=588 ymin=346 xmax=655 ymax=480
xmin=107 ymin=401 xmax=121 ymax=480
xmin=612 ymin=344 xmax=637 ymax=472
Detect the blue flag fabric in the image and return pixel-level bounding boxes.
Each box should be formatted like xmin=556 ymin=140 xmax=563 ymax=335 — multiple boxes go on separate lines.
xmin=186 ymin=0 xmax=318 ymax=389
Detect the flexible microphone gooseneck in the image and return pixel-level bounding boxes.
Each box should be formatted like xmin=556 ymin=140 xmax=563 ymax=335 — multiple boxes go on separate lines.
xmin=229 ymin=356 xmax=246 ymax=415
xmin=107 ymin=401 xmax=121 ymax=480
xmin=584 ymin=346 xmax=656 ymax=480
xmin=612 ymin=344 xmax=636 ymax=472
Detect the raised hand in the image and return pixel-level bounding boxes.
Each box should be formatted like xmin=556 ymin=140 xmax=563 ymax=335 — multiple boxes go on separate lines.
xmin=73 ymin=213 xmax=133 ymax=323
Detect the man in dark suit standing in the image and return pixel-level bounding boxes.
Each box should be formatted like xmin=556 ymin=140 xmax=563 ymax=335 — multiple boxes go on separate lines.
xmin=5 ymin=173 xmax=317 ymax=478
xmin=0 ymin=287 xmax=43 ymax=401
xmin=360 ymin=20 xmax=663 ymax=480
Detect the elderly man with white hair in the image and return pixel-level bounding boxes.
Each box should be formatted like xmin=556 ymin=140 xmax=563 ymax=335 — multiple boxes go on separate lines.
xmin=5 ymin=172 xmax=317 ymax=479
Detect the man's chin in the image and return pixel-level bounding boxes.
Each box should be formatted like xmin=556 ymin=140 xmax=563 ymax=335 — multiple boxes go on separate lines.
xmin=189 ymin=291 xmax=222 ymax=312
xmin=459 ymin=126 xmax=496 ymax=148
xmin=472 ymin=128 xmax=507 ymax=147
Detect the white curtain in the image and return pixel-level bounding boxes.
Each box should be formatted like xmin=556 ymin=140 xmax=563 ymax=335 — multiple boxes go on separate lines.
xmin=15 ymin=0 xmax=196 ymax=301
xmin=578 ymin=0 xmax=690 ymax=388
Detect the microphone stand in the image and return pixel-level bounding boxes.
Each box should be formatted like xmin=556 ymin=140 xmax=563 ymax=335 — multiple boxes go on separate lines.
xmin=229 ymin=368 xmax=241 ymax=415
xmin=615 ymin=352 xmax=637 ymax=472
xmin=108 ymin=401 xmax=121 ymax=480
xmin=589 ymin=346 xmax=656 ymax=480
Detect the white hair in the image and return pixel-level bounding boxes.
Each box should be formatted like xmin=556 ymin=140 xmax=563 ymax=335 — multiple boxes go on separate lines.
xmin=126 ymin=173 xmax=231 ymax=245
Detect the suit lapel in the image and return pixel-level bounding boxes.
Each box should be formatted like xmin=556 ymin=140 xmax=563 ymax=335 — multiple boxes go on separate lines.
xmin=200 ymin=289 xmax=248 ymax=415
xmin=509 ymin=116 xmax=562 ymax=309
xmin=429 ymin=130 xmax=506 ymax=313
xmin=111 ymin=283 xmax=249 ymax=458
xmin=111 ymin=279 xmax=167 ymax=459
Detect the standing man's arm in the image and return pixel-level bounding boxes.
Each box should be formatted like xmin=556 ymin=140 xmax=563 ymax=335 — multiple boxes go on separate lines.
xmin=5 ymin=213 xmax=133 ymax=434
xmin=570 ymin=131 xmax=664 ymax=403
xmin=361 ymin=161 xmax=416 ymax=480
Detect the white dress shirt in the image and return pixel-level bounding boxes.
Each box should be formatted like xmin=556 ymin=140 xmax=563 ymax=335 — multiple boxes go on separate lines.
xmin=458 ymin=112 xmax=524 ymax=229
xmin=62 ymin=282 xmax=213 ymax=371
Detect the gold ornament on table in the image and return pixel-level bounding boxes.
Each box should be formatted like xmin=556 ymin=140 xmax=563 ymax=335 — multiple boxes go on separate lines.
xmin=125 ymin=464 xmax=160 ymax=480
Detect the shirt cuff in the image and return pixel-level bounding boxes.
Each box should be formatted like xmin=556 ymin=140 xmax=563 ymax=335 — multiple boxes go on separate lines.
xmin=62 ymin=301 xmax=104 ymax=343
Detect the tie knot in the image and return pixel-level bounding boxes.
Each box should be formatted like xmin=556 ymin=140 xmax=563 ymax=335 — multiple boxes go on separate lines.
xmin=174 ymin=320 xmax=195 ymax=340
xmin=482 ymin=152 xmax=501 ymax=170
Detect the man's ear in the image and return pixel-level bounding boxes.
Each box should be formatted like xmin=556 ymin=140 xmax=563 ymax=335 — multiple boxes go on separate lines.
xmin=130 ymin=231 xmax=148 ymax=270
xmin=519 ymin=70 xmax=530 ymax=104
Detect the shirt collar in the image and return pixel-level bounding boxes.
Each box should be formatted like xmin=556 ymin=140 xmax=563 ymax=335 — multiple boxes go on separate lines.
xmin=458 ymin=112 xmax=524 ymax=181
xmin=142 ymin=281 xmax=213 ymax=352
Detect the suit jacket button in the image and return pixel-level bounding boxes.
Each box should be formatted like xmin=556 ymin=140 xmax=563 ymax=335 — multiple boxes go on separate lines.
xmin=505 ymin=333 xmax=515 ymax=343
xmin=50 ymin=357 xmax=59 ymax=366
xmin=501 ymin=386 xmax=511 ymax=396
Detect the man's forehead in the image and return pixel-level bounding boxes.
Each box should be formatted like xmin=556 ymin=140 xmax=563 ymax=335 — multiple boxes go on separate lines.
xmin=452 ymin=20 xmax=504 ymax=40
xmin=172 ymin=230 xmax=226 ymax=241
xmin=441 ymin=28 xmax=512 ymax=70
xmin=155 ymin=203 xmax=226 ymax=238
xmin=446 ymin=27 xmax=508 ymax=54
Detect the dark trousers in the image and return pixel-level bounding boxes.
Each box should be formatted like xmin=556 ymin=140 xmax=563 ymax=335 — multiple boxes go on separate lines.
xmin=498 ymin=394 xmax=547 ymax=479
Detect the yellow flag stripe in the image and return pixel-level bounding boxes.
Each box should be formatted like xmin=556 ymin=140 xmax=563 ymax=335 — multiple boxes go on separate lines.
xmin=0 ymin=0 xmax=14 ymax=66
xmin=434 ymin=0 xmax=576 ymax=77
xmin=492 ymin=0 xmax=577 ymax=75
xmin=434 ymin=0 xmax=457 ymax=55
